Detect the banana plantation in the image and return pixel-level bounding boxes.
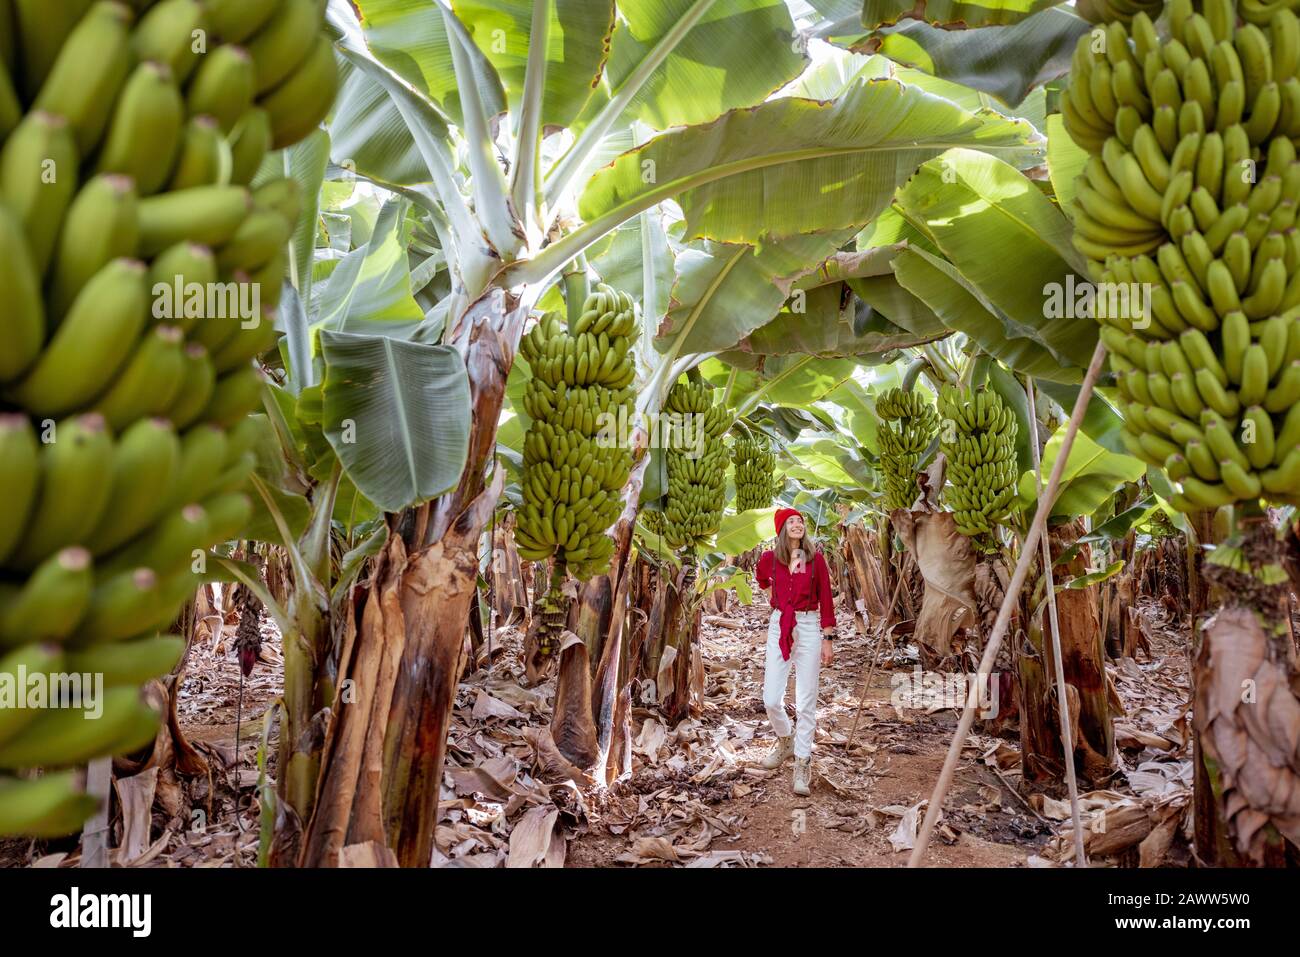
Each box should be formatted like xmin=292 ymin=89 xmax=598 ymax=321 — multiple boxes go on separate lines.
xmin=0 ymin=0 xmax=1298 ymax=888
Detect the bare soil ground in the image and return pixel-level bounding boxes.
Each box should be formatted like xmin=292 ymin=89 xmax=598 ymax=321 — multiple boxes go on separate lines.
xmin=4 ymin=582 xmax=1215 ymax=868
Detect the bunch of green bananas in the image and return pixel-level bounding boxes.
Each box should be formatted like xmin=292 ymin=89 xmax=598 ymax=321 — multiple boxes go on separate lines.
xmin=732 ymin=437 xmax=776 ymax=512
xmin=0 ymin=0 xmax=336 ymax=838
xmin=1063 ymin=0 xmax=1300 ymax=512
xmin=1077 ymin=0 xmax=1167 ymax=27
xmin=662 ymin=380 xmax=730 ymax=549
xmin=877 ymin=387 xmax=940 ymax=511
xmin=515 ymin=286 xmax=640 ymax=580
xmin=938 ymin=387 xmax=1020 ymax=539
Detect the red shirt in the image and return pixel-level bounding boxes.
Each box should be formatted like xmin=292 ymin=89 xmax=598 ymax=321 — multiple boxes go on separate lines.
xmin=756 ymin=549 xmax=836 ymax=660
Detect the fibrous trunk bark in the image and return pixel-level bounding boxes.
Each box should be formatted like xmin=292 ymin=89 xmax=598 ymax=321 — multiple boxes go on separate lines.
xmin=841 ymin=522 xmax=889 ymax=634
xmin=301 ymin=289 xmax=524 ymax=867
xmin=1192 ymin=510 xmax=1300 ymax=867
xmin=1019 ymin=519 xmax=1115 ymax=790
xmin=491 ymin=514 xmax=529 ymax=628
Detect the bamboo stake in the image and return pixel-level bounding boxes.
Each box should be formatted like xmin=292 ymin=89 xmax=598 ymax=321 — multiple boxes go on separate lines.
xmin=1026 ymin=376 xmax=1088 ymax=868
xmin=907 ymin=341 xmax=1108 ymax=868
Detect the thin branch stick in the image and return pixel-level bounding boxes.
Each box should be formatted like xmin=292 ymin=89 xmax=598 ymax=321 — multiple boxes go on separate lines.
xmin=907 ymin=341 xmax=1108 ymax=868
xmin=1026 ymin=376 xmax=1088 ymax=867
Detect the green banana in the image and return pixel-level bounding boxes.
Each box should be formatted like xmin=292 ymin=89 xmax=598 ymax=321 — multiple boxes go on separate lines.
xmin=0 ymin=643 xmax=66 ymax=747
xmin=0 ymin=770 xmax=99 ymax=838
xmin=6 ymin=258 xmax=150 ymax=417
xmin=261 ymin=32 xmax=339 ymax=149
xmin=132 ymin=0 xmax=209 ymax=83
xmin=1195 ymin=368 xmax=1242 ymax=417
xmin=0 ymin=110 xmax=80 ymax=275
xmin=167 ymin=115 xmax=230 ymax=190
xmin=1262 ymin=445 xmax=1300 ymax=496
xmin=94 ymin=60 xmax=185 ymax=196
xmin=0 ymin=415 xmax=39 ymax=566
xmin=211 ymin=311 xmax=279 ymax=372
xmin=65 ymin=635 xmax=185 ymax=689
xmin=71 ymin=568 xmax=160 ymax=647
xmin=7 ymin=415 xmax=114 ymax=571
xmin=1238 ymin=344 xmax=1270 ymax=406
xmin=147 ymin=241 xmax=219 ymax=329
xmin=85 ymin=417 xmax=181 ymax=556
xmin=245 ymin=0 xmax=319 ymax=95
xmin=137 ymin=185 xmax=250 ymax=255
xmin=227 ymin=108 xmax=271 ymax=185
xmin=1220 ymin=459 xmax=1262 ymax=499
xmin=208 ymin=0 xmax=284 ymax=42
xmin=0 ymin=547 xmax=93 ymax=647
xmin=1265 ymin=360 xmax=1300 ymax=413
xmin=1242 ymin=406 xmax=1276 ymax=470
xmin=103 ymin=502 xmax=209 ymax=577
xmin=222 ymin=415 xmax=267 ymax=466
xmin=201 ymin=491 xmax=253 ymax=543
xmin=167 ymin=344 xmax=217 ymax=428
xmin=186 ymin=43 xmax=255 ymax=134
xmin=199 ymin=364 xmax=265 ymax=428
xmin=247 ymin=248 xmax=287 ymax=309
xmin=47 ymin=173 xmax=140 ymax=323
xmin=162 ymin=425 xmax=228 ymax=513
xmin=0 ymin=686 xmax=158 ymax=769
xmin=216 ymin=207 xmax=291 ymax=273
xmin=10 ymin=0 xmax=94 ymax=99
xmin=93 ymin=324 xmax=186 ymax=430
xmin=251 ymin=176 xmax=302 ymax=224
xmin=32 ymin=0 xmax=134 ymax=153
xmin=0 ymin=204 xmax=45 ymax=383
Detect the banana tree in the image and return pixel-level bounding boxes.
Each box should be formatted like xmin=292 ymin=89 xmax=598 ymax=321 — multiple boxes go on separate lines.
xmin=313 ymin=0 xmax=1040 ymax=864
xmin=215 ymin=137 xmax=473 ymax=860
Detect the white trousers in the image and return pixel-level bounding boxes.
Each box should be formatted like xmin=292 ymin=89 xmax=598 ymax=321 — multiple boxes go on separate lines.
xmin=763 ymin=610 xmax=822 ymax=759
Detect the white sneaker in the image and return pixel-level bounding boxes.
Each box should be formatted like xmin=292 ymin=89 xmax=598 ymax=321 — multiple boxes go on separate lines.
xmin=792 ymin=756 xmax=812 ymax=796
xmin=761 ymin=735 xmax=795 ymax=770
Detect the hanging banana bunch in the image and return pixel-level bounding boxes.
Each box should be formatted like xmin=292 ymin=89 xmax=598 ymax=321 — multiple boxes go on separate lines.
xmin=877 ymin=387 xmax=941 ymax=511
xmin=515 ymin=286 xmax=639 ymax=583
xmin=938 ymin=386 xmax=1020 ymax=541
xmin=0 ymin=0 xmax=337 ymax=838
xmin=662 ymin=380 xmax=730 ymax=549
xmin=1064 ymin=0 xmax=1300 ymax=513
xmin=732 ymin=436 xmax=777 ymax=511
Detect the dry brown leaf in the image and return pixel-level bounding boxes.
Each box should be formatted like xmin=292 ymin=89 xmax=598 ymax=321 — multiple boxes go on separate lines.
xmin=507 ymin=804 xmax=558 ymax=868
xmin=889 ymin=802 xmax=924 ymax=853
xmin=338 ymin=841 xmax=398 ymax=867
xmin=113 ymin=767 xmax=159 ymax=865
xmin=472 ymin=690 xmax=527 ymax=722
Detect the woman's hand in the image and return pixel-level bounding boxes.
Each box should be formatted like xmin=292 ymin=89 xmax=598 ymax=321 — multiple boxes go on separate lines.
xmin=821 ymin=638 xmax=834 ymax=666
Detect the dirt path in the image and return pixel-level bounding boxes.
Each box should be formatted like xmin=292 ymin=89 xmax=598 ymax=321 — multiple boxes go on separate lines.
xmin=567 ymin=597 xmax=1050 ymax=868
xmin=5 ymin=583 xmax=1198 ymax=869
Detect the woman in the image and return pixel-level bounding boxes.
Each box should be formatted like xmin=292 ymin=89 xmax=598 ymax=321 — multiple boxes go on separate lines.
xmin=754 ymin=507 xmax=836 ymax=796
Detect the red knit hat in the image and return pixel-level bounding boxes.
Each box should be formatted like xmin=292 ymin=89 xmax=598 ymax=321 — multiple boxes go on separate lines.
xmin=774 ymin=508 xmax=801 ymax=535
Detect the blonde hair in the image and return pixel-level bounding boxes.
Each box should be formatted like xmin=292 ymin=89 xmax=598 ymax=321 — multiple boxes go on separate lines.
xmin=773 ymin=514 xmax=816 ymax=565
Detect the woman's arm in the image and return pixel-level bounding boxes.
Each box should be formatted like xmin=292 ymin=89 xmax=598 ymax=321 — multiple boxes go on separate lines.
xmin=756 ymin=550 xmax=774 ymax=593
